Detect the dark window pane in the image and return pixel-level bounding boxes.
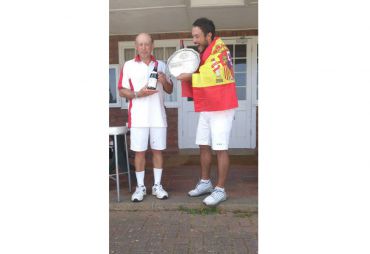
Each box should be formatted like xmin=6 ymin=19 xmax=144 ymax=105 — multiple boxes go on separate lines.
xmin=235 ymin=44 xmax=246 ymax=57
xmin=153 ymin=48 xmax=164 ymax=60
xmin=235 ymin=73 xmax=247 ymax=87
xmin=109 ymin=68 xmax=117 ymax=103
xmin=124 ymin=48 xmax=135 ymax=61
xmin=237 ymin=87 xmax=246 ymax=100
xmin=165 ymin=47 xmax=176 ymax=60
xmin=256 ymin=63 xmax=258 ymax=100
xmin=235 ymin=58 xmax=246 ymax=72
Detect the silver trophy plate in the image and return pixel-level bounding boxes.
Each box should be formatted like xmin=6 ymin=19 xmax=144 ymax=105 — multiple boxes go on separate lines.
xmin=167 ymin=48 xmax=200 ymax=77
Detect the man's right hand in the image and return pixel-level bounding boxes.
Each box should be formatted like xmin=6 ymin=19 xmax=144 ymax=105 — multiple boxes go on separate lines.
xmin=137 ymin=85 xmax=158 ymax=98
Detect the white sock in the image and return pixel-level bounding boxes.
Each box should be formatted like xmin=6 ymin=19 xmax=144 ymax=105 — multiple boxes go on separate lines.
xmin=215 ymin=186 xmax=225 ymax=192
xmin=201 ymin=179 xmax=210 ymax=183
xmin=153 ymin=168 xmax=163 ymax=185
xmin=136 ymin=171 xmax=145 ymax=187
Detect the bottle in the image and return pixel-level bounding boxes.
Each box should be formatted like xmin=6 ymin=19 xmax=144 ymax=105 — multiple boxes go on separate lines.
xmin=147 ymin=66 xmax=158 ymax=90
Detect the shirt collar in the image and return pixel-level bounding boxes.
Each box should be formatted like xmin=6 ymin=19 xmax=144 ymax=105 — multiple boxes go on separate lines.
xmin=134 ymin=54 xmax=156 ymax=62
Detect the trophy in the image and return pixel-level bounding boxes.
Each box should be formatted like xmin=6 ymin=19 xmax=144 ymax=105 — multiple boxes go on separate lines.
xmin=167 ymin=48 xmax=200 ymax=77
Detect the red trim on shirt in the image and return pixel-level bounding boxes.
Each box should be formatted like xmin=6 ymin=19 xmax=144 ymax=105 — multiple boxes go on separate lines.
xmin=134 ymin=54 xmax=156 ymax=62
xmin=127 ymin=79 xmax=135 ymax=128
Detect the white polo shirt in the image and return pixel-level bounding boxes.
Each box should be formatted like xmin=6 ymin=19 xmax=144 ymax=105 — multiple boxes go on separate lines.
xmin=118 ymin=55 xmax=170 ymax=128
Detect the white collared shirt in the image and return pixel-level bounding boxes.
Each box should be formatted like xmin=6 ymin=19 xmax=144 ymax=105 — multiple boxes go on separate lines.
xmin=119 ymin=57 xmax=170 ymax=128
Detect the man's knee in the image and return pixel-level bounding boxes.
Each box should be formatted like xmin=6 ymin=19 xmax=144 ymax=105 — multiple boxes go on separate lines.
xmin=135 ymin=151 xmax=146 ymax=158
xmin=151 ymin=149 xmax=163 ymax=155
xmin=199 ymin=145 xmax=211 ymax=150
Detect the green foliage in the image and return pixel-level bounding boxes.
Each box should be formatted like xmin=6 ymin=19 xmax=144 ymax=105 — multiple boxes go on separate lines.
xmin=232 ymin=209 xmax=253 ymax=218
xmin=178 ymin=205 xmax=220 ymax=215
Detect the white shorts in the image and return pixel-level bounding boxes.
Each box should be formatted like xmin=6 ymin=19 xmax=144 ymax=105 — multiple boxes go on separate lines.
xmin=130 ymin=127 xmax=167 ymax=152
xmin=195 ymin=109 xmax=235 ymax=150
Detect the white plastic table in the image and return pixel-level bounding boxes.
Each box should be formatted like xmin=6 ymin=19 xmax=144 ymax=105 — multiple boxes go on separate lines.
xmin=109 ymin=126 xmax=131 ymax=202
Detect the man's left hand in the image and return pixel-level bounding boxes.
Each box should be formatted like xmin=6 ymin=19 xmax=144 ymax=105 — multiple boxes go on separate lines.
xmin=158 ymin=72 xmax=168 ymax=85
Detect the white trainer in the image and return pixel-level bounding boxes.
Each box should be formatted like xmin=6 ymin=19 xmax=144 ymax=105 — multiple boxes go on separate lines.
xmin=203 ymin=188 xmax=227 ymax=206
xmin=188 ymin=180 xmax=214 ymax=197
xmin=152 ymin=184 xmax=168 ymax=199
xmin=131 ymin=185 xmax=146 ymax=202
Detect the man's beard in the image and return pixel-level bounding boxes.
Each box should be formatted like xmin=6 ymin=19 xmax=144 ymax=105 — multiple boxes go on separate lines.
xmin=197 ymin=42 xmax=209 ymax=53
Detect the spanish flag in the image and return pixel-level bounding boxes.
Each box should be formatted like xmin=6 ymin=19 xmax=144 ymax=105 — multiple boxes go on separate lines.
xmin=182 ymin=37 xmax=238 ymax=112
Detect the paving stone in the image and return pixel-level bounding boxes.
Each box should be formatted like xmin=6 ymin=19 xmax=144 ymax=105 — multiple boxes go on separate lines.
xmin=110 ymin=210 xmax=257 ymax=254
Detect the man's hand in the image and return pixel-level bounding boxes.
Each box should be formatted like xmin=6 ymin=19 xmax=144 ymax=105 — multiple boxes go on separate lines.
xmin=158 ymin=71 xmax=173 ymax=94
xmin=176 ymin=73 xmax=192 ymax=82
xmin=137 ymin=84 xmax=158 ymax=98
xmin=157 ymin=71 xmax=167 ymax=85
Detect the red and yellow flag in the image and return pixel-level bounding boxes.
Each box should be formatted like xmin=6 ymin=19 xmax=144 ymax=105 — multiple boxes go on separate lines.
xmin=182 ymin=37 xmax=238 ymax=112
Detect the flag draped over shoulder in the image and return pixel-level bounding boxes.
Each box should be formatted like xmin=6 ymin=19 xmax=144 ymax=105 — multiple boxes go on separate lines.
xmin=181 ymin=37 xmax=238 ymax=112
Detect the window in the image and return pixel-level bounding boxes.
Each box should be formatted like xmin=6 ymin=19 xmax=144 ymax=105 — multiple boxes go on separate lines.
xmin=109 ymin=64 xmax=121 ymax=108
xmin=226 ymin=43 xmax=247 ymax=101
xmin=256 ymin=43 xmax=258 ymax=103
xmin=152 ymin=46 xmax=178 ymax=107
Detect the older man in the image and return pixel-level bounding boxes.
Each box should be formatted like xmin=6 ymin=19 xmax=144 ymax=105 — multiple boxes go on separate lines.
xmin=118 ymin=33 xmax=173 ymax=202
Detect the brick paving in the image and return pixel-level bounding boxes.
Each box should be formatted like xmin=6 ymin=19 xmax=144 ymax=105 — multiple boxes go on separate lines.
xmin=110 ymin=210 xmax=257 ymax=254
xmin=110 ymin=152 xmax=258 ymax=254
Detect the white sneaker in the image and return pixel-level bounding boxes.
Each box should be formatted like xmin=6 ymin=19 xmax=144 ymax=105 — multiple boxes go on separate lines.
xmin=152 ymin=184 xmax=168 ymax=199
xmin=203 ymin=188 xmax=227 ymax=206
xmin=188 ymin=180 xmax=213 ymax=197
xmin=131 ymin=185 xmax=146 ymax=202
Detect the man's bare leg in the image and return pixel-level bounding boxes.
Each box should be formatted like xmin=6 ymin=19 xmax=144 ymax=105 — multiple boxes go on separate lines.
xmin=199 ymin=145 xmax=212 ymax=180
xmin=215 ymin=150 xmax=229 ymax=188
